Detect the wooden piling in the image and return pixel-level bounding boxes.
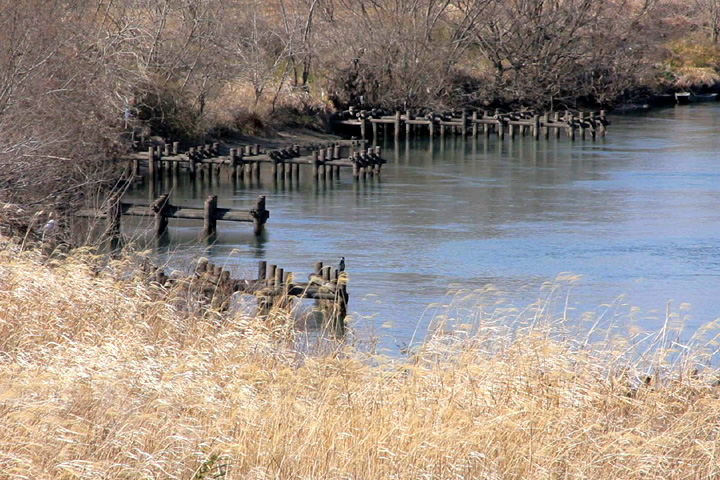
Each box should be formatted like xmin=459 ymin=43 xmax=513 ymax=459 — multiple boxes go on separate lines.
xmin=472 ymin=111 xmax=478 ymax=137
xmin=204 ymin=195 xmax=218 ymax=236
xmin=153 ymin=193 xmax=170 ymax=236
xmin=394 ymin=111 xmax=401 ymax=138
xmin=312 ymin=151 xmax=319 ymax=180
xmin=251 ymin=195 xmax=268 ymax=235
xmin=148 ymin=147 xmax=156 ymax=178
xmin=258 ymin=261 xmax=267 ymax=281
xmin=554 ymin=112 xmax=561 ymax=138
xmin=314 ymin=261 xmax=323 ymax=279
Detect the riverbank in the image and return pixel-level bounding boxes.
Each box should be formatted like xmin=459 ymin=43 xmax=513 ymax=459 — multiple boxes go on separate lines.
xmin=1 ymin=239 xmax=719 ymax=479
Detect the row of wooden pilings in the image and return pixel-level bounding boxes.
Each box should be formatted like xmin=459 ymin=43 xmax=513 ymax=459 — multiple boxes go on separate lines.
xmin=143 ymin=257 xmax=348 ymax=328
xmin=334 ymin=108 xmax=609 ymax=141
xmin=122 ymin=140 xmax=387 ymax=184
xmin=78 ymin=194 xmax=269 ymax=239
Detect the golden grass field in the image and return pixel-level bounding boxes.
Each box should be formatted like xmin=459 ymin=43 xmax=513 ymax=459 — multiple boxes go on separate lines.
xmin=1 ymin=241 xmax=720 ymax=479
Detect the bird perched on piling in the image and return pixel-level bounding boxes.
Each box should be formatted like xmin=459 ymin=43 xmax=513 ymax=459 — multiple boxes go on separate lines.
xmin=338 ymin=257 xmax=345 ymax=272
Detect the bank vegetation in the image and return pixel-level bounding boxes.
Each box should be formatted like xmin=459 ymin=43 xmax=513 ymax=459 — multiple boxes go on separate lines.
xmin=3 ymin=0 xmax=720 ymax=225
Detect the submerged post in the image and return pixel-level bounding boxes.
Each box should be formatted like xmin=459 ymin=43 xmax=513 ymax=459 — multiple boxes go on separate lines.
xmin=152 ymin=193 xmax=170 ymax=236
xmin=204 ymin=195 xmax=218 ymax=236
xmin=251 ymin=195 xmax=269 ymax=235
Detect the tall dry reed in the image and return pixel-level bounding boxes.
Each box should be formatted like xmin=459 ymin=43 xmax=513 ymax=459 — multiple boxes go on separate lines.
xmin=1 ymin=241 xmax=719 ymax=479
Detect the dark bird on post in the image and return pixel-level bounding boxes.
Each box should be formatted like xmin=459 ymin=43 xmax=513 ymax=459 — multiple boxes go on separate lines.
xmin=339 ymin=257 xmax=345 ymax=272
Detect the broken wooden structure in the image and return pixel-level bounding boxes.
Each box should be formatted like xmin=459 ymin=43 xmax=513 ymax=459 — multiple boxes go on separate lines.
xmin=121 ymin=139 xmax=387 ymax=183
xmin=143 ymin=258 xmax=349 ymax=328
xmin=77 ymin=193 xmax=269 ymax=237
xmin=333 ymin=108 xmax=609 ymax=141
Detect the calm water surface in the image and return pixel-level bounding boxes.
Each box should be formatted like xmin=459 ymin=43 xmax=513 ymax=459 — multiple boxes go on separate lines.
xmin=125 ymin=104 xmax=720 ymax=352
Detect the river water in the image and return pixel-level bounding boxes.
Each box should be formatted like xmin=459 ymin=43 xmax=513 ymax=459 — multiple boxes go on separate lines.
xmin=124 ymin=104 xmax=720 ymax=353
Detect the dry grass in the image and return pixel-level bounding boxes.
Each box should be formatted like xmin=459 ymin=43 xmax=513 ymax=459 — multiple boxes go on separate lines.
xmin=1 ymin=242 xmax=720 ymax=479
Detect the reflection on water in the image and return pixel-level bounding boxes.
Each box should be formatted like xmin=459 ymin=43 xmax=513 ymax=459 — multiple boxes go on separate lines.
xmin=123 ymin=104 xmax=720 ymax=354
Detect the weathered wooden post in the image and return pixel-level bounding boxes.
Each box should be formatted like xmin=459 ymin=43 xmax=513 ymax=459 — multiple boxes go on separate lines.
xmin=271 ymin=157 xmax=279 ymax=182
xmin=163 ymin=144 xmax=171 ymax=172
xmin=275 ymin=267 xmax=284 ymax=292
xmin=498 ymin=119 xmax=505 ymax=139
xmin=204 ymin=195 xmax=218 ymax=236
xmin=148 ymin=146 xmax=156 ymax=179
xmin=253 ymin=144 xmax=260 ymax=155
xmin=360 ymin=116 xmax=367 ymax=139
xmin=461 ymin=110 xmax=468 ymax=136
xmin=188 ymin=147 xmax=197 ymax=176
xmin=152 ymin=193 xmax=170 ymax=236
xmin=472 ymin=111 xmax=478 ymax=137
xmin=267 ymin=264 xmax=277 ymax=285
xmin=568 ymin=113 xmax=576 ymax=141
xmin=509 ymin=122 xmax=516 ymax=139
xmin=533 ymin=115 xmax=540 ymax=140
xmin=542 ymin=113 xmax=549 ymax=139
xmin=579 ymin=111 xmax=586 ymax=139
xmin=258 ymin=261 xmax=267 ymax=282
xmin=372 ymin=119 xmax=378 ymax=139
xmin=251 ymin=195 xmax=269 ymax=235
xmin=405 ymin=110 xmax=412 ymax=137
xmin=172 ymin=141 xmax=179 ymax=155
xmin=599 ymin=110 xmax=607 ymax=137
xmin=313 ymin=261 xmax=323 ymax=280
xmin=375 ymin=146 xmax=382 ymax=175
xmin=429 ymin=113 xmax=436 ymax=137
xmin=554 ymin=112 xmax=561 ymax=138
xmin=352 ymin=155 xmax=359 ymax=180
xmin=312 ymin=151 xmax=320 ymax=180
xmin=232 ymin=149 xmax=244 ymax=181
xmin=394 ymin=111 xmax=401 ymax=138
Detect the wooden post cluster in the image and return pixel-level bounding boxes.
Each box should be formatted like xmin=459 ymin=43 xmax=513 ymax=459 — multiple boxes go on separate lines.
xmin=124 ymin=139 xmax=377 ymax=185
xmin=333 ymin=109 xmax=609 ymax=141
xmin=76 ymin=193 xmax=269 ymax=239
xmin=140 ymin=257 xmax=349 ymax=327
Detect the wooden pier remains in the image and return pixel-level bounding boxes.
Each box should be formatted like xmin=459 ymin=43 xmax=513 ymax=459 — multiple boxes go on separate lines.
xmin=121 ymin=139 xmax=387 ymax=183
xmin=143 ymin=258 xmax=349 ymax=327
xmin=333 ymin=108 xmax=609 ymax=141
xmin=77 ymin=193 xmax=269 ymax=237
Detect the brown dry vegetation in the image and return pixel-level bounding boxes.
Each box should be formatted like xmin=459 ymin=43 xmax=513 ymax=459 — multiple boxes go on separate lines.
xmin=1 ymin=241 xmax=720 ymax=479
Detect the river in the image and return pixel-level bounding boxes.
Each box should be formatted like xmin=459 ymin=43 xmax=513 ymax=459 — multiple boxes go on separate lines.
xmin=123 ymin=104 xmax=720 ymax=354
